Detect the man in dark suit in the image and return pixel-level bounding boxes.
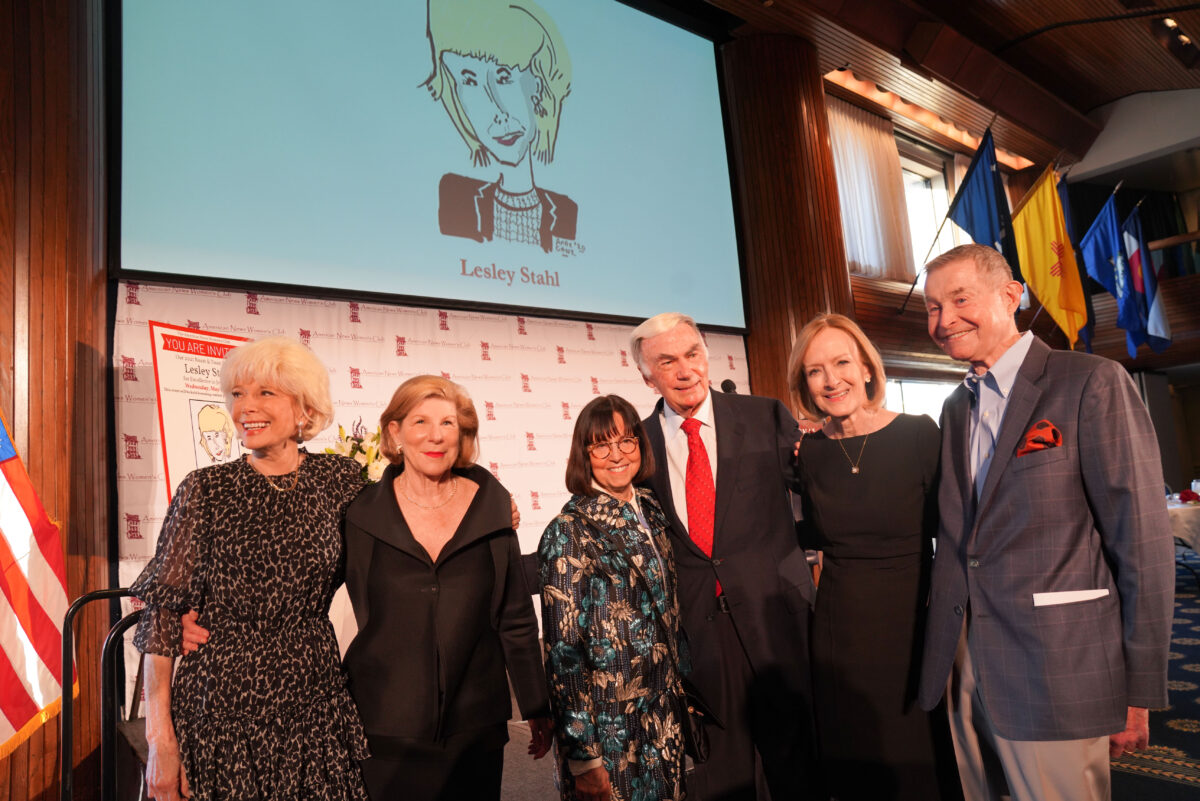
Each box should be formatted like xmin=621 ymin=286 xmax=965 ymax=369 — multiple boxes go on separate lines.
xmin=918 ymin=245 xmax=1174 ymax=801
xmin=630 ymin=312 xmax=820 ymax=801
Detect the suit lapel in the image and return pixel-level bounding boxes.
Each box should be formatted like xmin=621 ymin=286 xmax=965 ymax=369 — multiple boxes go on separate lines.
xmin=346 ymin=464 xmax=428 ymax=562
xmin=975 ymin=339 xmax=1049 ymax=517
xmin=710 ymin=391 xmax=743 ymax=548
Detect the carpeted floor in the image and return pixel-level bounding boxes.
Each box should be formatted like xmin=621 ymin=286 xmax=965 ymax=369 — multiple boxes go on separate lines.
xmin=506 ymin=552 xmax=1200 ymax=800
xmin=1111 ymin=546 xmax=1200 ymax=800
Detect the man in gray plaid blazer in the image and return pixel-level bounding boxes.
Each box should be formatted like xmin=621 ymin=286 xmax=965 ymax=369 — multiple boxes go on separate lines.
xmin=918 ymin=244 xmax=1174 ymax=801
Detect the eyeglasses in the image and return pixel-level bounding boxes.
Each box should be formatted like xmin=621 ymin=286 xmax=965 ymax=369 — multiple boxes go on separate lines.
xmin=587 ymin=437 xmax=639 ymax=459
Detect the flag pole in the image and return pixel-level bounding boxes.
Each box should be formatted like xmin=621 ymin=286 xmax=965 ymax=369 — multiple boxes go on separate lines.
xmin=1111 ymin=179 xmax=1124 ymax=196
xmin=897 ymin=114 xmax=1000 ymax=314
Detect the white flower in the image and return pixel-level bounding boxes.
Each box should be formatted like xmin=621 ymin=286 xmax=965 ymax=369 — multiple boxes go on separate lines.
xmin=367 ymin=459 xmax=387 ymax=483
xmin=353 ymin=451 xmax=368 ymax=467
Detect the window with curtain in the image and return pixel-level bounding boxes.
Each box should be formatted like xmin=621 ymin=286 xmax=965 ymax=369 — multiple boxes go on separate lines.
xmin=826 ymin=96 xmax=916 ymax=281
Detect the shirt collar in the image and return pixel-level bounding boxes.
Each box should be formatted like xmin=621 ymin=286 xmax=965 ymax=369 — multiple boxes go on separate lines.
xmin=964 ymin=330 xmax=1034 ymax=399
xmin=661 ymin=387 xmax=714 ymax=434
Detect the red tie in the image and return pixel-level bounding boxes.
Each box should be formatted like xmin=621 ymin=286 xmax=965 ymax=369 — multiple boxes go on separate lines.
xmin=681 ymin=417 xmax=719 ymax=594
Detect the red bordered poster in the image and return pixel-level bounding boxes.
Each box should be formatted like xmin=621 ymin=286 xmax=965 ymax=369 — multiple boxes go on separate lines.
xmin=148 ymin=321 xmax=250 ymax=502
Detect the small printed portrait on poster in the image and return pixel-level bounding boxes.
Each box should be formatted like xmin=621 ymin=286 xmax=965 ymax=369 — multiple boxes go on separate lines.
xmin=192 ymin=401 xmax=240 ymax=466
xmin=425 ymin=0 xmax=580 ymax=256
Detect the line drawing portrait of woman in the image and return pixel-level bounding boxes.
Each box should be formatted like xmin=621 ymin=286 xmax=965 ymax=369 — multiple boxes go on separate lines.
xmin=424 ymin=0 xmax=579 ymax=255
xmin=196 ymin=403 xmax=238 ymax=465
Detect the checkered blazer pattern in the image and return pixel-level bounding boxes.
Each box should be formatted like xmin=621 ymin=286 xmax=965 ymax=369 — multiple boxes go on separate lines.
xmin=918 ymin=337 xmax=1175 ymax=741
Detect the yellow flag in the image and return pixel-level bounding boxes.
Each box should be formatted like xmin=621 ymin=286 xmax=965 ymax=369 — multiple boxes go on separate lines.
xmin=1011 ymin=165 xmax=1088 ymax=349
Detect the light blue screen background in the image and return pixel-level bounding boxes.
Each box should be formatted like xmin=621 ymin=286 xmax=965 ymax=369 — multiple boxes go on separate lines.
xmin=122 ymin=0 xmax=744 ymax=327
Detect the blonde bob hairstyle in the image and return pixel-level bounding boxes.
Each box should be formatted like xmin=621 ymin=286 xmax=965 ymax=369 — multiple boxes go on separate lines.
xmin=787 ymin=313 xmax=887 ymax=423
xmin=219 ymin=337 xmax=333 ymax=442
xmin=629 ymin=311 xmax=707 ymax=379
xmin=196 ymin=404 xmax=235 ymax=458
xmin=379 ymin=375 xmax=480 ymax=468
xmin=423 ymin=0 xmax=572 ymax=168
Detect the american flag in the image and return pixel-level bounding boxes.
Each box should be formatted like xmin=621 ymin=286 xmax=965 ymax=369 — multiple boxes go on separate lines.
xmin=0 ymin=414 xmax=70 ymax=756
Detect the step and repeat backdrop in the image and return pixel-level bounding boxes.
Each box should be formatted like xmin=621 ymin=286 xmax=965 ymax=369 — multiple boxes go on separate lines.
xmin=112 ymin=280 xmax=749 ymax=699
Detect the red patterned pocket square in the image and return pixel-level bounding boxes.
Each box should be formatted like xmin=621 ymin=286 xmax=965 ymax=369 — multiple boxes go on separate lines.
xmin=1017 ymin=419 xmax=1061 ymax=457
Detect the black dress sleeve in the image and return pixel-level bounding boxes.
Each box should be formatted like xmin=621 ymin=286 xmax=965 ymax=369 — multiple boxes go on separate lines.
xmin=130 ymin=470 xmax=210 ymax=657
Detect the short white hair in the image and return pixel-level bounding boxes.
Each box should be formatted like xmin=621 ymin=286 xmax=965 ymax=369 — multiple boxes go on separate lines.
xmin=629 ymin=312 xmax=706 ymax=378
xmin=220 ymin=336 xmax=333 ymax=442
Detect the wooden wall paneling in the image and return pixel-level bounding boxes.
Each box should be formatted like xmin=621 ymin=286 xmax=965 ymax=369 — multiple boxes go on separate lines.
xmin=849 ymin=276 xmax=963 ymax=380
xmin=1 ymin=0 xmax=109 ymax=799
xmin=722 ymin=34 xmax=852 ymax=406
xmin=1086 ymin=273 xmax=1200 ymax=371
xmin=1 ymin=0 xmax=15 ymax=431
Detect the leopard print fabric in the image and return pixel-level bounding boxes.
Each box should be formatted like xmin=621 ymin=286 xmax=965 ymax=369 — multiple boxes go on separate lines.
xmin=131 ymin=451 xmax=369 ymax=801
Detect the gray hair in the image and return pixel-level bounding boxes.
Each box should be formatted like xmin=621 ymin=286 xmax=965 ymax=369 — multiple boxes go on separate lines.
xmin=926 ymin=244 xmax=1014 ymax=288
xmin=629 ymin=312 xmax=706 ymax=377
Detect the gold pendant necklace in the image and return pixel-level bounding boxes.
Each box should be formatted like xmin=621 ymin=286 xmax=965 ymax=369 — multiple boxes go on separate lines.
xmin=835 ymin=434 xmax=869 ymax=475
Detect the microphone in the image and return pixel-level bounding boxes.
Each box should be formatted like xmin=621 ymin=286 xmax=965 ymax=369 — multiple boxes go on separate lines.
xmin=720 ymin=379 xmax=737 ymax=394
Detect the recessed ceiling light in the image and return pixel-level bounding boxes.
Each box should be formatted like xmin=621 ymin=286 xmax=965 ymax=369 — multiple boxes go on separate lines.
xmin=1164 ymin=17 xmax=1178 ymax=29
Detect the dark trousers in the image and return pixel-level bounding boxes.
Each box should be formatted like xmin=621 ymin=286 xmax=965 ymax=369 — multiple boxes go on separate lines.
xmin=360 ymin=725 xmax=507 ymax=801
xmin=686 ymin=610 xmax=824 ymax=801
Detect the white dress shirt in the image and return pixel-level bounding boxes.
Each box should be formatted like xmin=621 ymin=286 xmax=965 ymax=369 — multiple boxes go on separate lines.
xmin=659 ymin=389 xmax=718 ymax=532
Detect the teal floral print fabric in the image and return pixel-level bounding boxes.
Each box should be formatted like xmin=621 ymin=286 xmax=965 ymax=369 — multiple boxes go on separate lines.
xmin=539 ymin=489 xmax=689 ymax=801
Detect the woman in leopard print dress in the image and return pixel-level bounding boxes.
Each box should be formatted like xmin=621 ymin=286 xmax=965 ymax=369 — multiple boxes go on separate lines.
xmin=132 ymin=337 xmax=369 ymax=801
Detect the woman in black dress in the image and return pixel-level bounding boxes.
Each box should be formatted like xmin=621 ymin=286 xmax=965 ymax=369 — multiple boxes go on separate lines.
xmin=340 ymin=375 xmax=553 ymax=800
xmin=786 ymin=313 xmax=959 ymax=801
xmin=133 ymin=337 xmax=370 ymax=801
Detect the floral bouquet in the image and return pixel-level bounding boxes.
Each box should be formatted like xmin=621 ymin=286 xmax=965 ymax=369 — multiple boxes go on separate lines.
xmin=326 ymin=417 xmax=388 ymax=483
xmin=1180 ymin=489 xmax=1200 ymax=504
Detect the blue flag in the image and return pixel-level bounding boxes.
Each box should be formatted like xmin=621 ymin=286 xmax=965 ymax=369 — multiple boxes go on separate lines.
xmin=1079 ymin=196 xmax=1145 ymax=358
xmin=947 ymin=129 xmax=1023 ymax=284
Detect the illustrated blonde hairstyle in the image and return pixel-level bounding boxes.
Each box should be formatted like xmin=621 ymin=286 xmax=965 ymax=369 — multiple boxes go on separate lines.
xmin=787 ymin=313 xmax=887 ymax=422
xmin=629 ymin=312 xmax=707 ymax=378
xmin=424 ymin=0 xmax=572 ymax=167
xmin=379 ymin=375 xmax=480 ymax=468
xmin=219 ymin=337 xmax=333 ymax=442
xmin=197 ymin=404 xmax=235 ymax=458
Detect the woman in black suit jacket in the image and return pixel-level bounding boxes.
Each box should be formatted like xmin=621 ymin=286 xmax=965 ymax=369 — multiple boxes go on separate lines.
xmin=341 ymin=375 xmax=552 ymax=801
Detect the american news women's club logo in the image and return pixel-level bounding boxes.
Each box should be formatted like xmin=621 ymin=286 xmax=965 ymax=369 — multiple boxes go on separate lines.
xmin=590 ymin=377 xmax=600 ymax=395
xmin=298 ymin=329 xmax=312 ymax=347
xmin=123 ymin=434 xmax=142 ymax=460
xmin=245 ymin=292 xmax=260 ymax=315
xmin=562 ymin=402 xmax=571 ymax=420
xmin=585 ymin=323 xmax=595 ymax=341
xmin=488 ymin=462 xmax=500 ymax=480
xmin=619 ymin=349 xmax=629 ymax=368
xmin=395 ymin=336 xmax=408 ymax=356
xmin=521 ymin=374 xmax=532 ymax=393
xmin=526 ymin=432 xmax=536 ymax=451
xmin=556 ymin=346 xmax=566 ymax=364
xmin=348 ymin=302 xmax=361 ymax=323
xmin=728 ymin=355 xmax=737 ymax=370
xmin=121 ymin=356 xmax=139 ymax=382
xmin=124 ymin=513 xmax=144 ymax=540
xmin=187 ymin=320 xmax=201 ymax=330
xmin=485 ymin=401 xmax=496 ymax=421
xmin=530 ymin=491 xmax=541 ymax=511
xmin=125 ymin=283 xmax=141 ymax=305
xmin=438 ymin=311 xmax=450 ymax=331
xmin=349 ymin=368 xmax=363 ymax=389
xmin=481 ymin=342 xmax=491 ymax=361
xmin=441 ymin=371 xmax=452 ymax=380
xmin=517 ymin=317 xmax=527 ymax=335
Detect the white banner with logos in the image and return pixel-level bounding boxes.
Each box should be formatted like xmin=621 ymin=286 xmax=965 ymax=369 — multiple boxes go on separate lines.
xmin=113 ymin=280 xmax=749 ymax=705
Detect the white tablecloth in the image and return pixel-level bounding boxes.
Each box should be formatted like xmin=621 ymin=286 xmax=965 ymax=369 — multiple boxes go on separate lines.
xmin=1169 ymin=502 xmax=1200 ymax=551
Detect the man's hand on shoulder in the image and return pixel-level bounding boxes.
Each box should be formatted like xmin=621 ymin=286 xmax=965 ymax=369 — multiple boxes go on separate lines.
xmin=1109 ymin=706 xmax=1150 ymax=758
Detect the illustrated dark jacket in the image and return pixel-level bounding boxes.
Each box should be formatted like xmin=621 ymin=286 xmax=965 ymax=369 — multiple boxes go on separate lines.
xmin=342 ymin=462 xmax=549 ymax=752
xmin=438 ymin=172 xmax=578 ymax=254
